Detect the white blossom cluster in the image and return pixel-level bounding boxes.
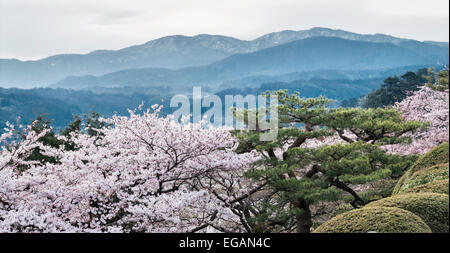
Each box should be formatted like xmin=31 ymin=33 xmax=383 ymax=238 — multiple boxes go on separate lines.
xmin=386 ymin=86 xmax=449 ymax=155
xmin=0 ymin=106 xmax=260 ymax=232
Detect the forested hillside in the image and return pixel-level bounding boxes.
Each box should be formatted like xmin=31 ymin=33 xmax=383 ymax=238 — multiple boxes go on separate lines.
xmin=0 ymin=87 xmax=171 ymax=130
xmin=341 ymin=67 xmax=449 ymax=108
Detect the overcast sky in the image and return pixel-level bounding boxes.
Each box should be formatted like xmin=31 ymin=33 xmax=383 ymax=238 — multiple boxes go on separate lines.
xmin=0 ymin=0 xmax=448 ymax=60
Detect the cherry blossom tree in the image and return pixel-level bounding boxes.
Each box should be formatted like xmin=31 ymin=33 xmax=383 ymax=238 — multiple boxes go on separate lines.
xmin=384 ymin=86 xmax=449 ymax=155
xmin=2 ymin=82 xmax=446 ymax=233
xmin=0 ymin=106 xmax=260 ymax=232
xmin=0 ymin=121 xmax=72 ymax=232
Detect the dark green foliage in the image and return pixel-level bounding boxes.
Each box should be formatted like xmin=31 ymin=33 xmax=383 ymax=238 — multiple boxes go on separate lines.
xmin=362 ymin=68 xmax=428 ymax=108
xmin=60 ymin=115 xmax=82 ymax=137
xmin=340 ymin=97 xmax=359 ymax=108
xmin=59 ymin=115 xmax=82 ymax=151
xmin=16 ymin=112 xmax=110 ymax=169
xmin=22 ymin=116 xmax=63 ymax=167
xmin=313 ymin=207 xmax=432 ymax=233
xmin=366 ymin=193 xmax=449 ymax=233
xmin=234 ymin=90 xmax=423 ymax=232
xmin=325 ymin=106 xmax=425 ymax=146
xmin=426 ymin=68 xmax=449 ymax=91
xmin=83 ymin=112 xmax=109 ymax=137
xmin=396 ymin=163 xmax=449 ymax=194
xmin=402 ymin=179 xmax=449 ymax=195
xmin=410 ymin=143 xmax=449 ymax=173
xmin=393 ymin=143 xmax=449 ymax=194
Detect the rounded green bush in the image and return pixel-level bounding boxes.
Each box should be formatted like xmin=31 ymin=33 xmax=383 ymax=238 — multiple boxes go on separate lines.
xmin=313 ymin=207 xmax=431 ymax=233
xmin=411 ymin=143 xmax=449 ymax=173
xmin=395 ymin=163 xmax=449 ymax=194
xmin=393 ymin=143 xmax=449 ymax=195
xmin=402 ymin=179 xmax=449 ymax=195
xmin=366 ymin=192 xmax=449 ymax=233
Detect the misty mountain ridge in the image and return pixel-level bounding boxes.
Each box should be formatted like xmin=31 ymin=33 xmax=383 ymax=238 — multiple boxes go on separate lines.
xmin=1 ymin=27 xmax=448 ymax=88
xmin=51 ymin=37 xmax=448 ymax=90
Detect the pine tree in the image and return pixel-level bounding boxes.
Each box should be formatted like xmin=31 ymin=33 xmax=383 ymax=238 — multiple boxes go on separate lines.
xmin=426 ymin=67 xmax=449 ymax=91
xmin=20 ymin=112 xmax=108 ymax=167
xmin=233 ymin=90 xmax=424 ymax=233
xmin=363 ymin=68 xmax=428 ymax=108
xmin=23 ymin=115 xmax=62 ymax=166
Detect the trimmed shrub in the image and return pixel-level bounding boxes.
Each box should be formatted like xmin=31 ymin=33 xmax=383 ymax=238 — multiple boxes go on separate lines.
xmin=366 ymin=193 xmax=449 ymax=233
xmin=393 ymin=143 xmax=449 ymax=195
xmin=395 ymin=163 xmax=449 ymax=194
xmin=403 ymin=179 xmax=449 ymax=195
xmin=313 ymin=207 xmax=431 ymax=233
xmin=411 ymin=143 xmax=449 ymax=172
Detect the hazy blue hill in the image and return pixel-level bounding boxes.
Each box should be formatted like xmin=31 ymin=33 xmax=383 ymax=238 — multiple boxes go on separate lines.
xmin=398 ymin=41 xmax=449 ymax=62
xmin=0 ymin=87 xmax=172 ymax=130
xmin=0 ymin=76 xmax=383 ymax=131
xmin=422 ymin=41 xmax=450 ymax=47
xmin=54 ymin=68 xmax=177 ymax=89
xmin=220 ymin=65 xmax=438 ymax=89
xmin=0 ymin=35 xmax=242 ymax=88
xmin=216 ymin=77 xmax=384 ymax=102
xmin=202 ymin=37 xmax=440 ymax=77
xmin=0 ymin=88 xmax=82 ymax=128
xmin=249 ymin=27 xmax=411 ymax=48
xmin=1 ymin=27 xmax=448 ymax=88
xmin=52 ymin=37 xmax=448 ymax=90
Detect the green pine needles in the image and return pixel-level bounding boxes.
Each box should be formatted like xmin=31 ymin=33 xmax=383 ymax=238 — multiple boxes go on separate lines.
xmin=233 ymin=90 xmax=425 ymax=233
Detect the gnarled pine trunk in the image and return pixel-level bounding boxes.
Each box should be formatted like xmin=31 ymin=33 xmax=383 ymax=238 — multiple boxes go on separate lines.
xmin=294 ymin=199 xmax=312 ymax=233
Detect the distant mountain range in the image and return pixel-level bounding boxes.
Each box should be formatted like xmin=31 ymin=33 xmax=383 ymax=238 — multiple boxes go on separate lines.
xmin=1 ymin=27 xmax=448 ymax=134
xmin=1 ymin=27 xmax=448 ymax=88
xmin=51 ymin=36 xmax=448 ymax=91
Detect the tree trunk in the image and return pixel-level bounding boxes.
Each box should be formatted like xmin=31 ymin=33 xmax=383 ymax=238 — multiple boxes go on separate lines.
xmin=294 ymin=199 xmax=312 ymax=233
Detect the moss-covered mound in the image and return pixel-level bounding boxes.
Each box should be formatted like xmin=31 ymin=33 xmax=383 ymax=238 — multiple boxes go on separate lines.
xmin=393 ymin=143 xmax=449 ymax=195
xmin=395 ymin=163 xmax=449 ymax=194
xmin=410 ymin=143 xmax=449 ymax=172
xmin=402 ymin=179 xmax=449 ymax=195
xmin=366 ymin=193 xmax=449 ymax=233
xmin=313 ymin=207 xmax=431 ymax=233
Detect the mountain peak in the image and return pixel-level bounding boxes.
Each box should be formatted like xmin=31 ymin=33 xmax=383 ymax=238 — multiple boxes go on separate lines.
xmin=1 ymin=28 xmax=448 ymax=88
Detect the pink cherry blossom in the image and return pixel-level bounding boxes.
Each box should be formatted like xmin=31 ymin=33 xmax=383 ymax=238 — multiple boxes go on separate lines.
xmin=0 ymin=107 xmax=260 ymax=232
xmin=385 ymin=86 xmax=449 ymax=155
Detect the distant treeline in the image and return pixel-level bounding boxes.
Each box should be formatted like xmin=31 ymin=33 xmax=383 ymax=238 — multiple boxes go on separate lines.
xmin=341 ymin=67 xmax=449 ymax=108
